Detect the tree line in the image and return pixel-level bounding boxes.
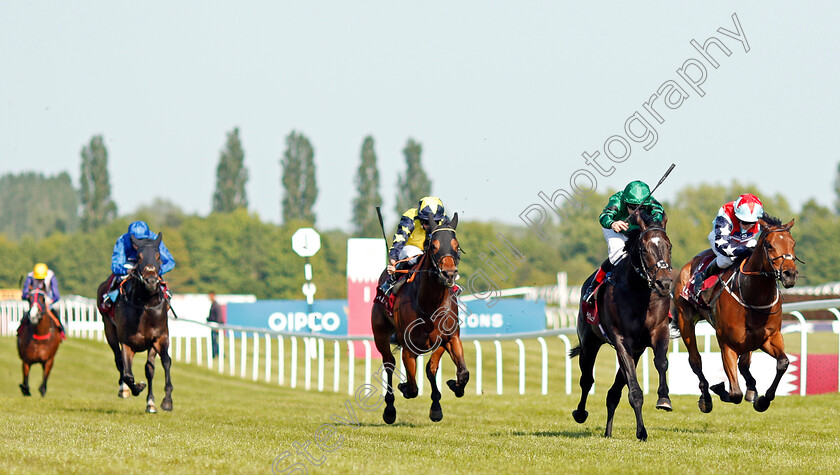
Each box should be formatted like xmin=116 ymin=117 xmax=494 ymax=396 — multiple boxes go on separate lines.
xmin=1 ymin=128 xmax=839 ymax=298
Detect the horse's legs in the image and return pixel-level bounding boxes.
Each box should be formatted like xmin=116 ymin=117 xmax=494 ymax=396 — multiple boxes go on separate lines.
xmin=103 ymin=318 xmax=128 ymax=398
xmin=158 ymin=336 xmax=174 ymax=412
xmin=572 ymin=327 xmax=602 ymax=424
xmin=20 ymin=361 xmax=31 ymax=396
xmin=443 ymin=337 xmax=470 ymax=398
xmin=754 ymin=332 xmax=789 ymax=412
xmin=653 ymin=331 xmax=672 ymax=411
xmin=604 ymin=368 xmax=628 ymax=438
xmin=38 ymin=357 xmax=55 ymax=397
xmin=676 ymin=302 xmax=712 ymax=412
xmin=397 ymin=349 xmax=419 ymax=399
xmin=145 ymin=348 xmax=158 ymax=413
xmin=121 ymin=345 xmax=147 ymax=397
xmin=738 ymin=352 xmax=758 ymax=403
xmin=372 ymin=314 xmax=398 ymax=424
xmin=426 ymin=345 xmax=446 ymax=422
xmin=615 ymin=342 xmax=647 ymax=441
xmin=711 ymin=345 xmax=743 ymax=404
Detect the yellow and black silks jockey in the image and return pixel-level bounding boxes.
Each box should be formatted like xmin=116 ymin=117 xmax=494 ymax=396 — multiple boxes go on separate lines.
xmin=581 ymin=180 xmax=666 ymax=303
xmin=380 ymin=196 xmax=450 ymax=296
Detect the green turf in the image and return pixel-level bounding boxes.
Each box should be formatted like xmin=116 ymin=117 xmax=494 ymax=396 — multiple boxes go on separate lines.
xmin=1 ymin=335 xmax=839 ymax=474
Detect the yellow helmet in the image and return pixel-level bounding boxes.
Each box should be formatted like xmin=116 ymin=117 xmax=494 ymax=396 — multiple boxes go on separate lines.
xmin=33 ymin=263 xmax=48 ymax=280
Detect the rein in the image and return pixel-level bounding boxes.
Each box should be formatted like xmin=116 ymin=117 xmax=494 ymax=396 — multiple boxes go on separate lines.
xmin=721 ymin=227 xmax=795 ymax=312
xmin=27 ymin=289 xmax=62 ymax=339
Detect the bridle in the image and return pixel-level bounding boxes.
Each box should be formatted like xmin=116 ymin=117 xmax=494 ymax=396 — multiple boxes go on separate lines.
xmin=739 ymin=226 xmax=802 ymax=281
xmin=428 ymin=226 xmax=461 ymax=285
xmin=630 ymin=226 xmax=671 ymax=289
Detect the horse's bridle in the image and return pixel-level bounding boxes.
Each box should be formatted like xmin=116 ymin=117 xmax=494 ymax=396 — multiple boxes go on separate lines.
xmin=740 ymin=227 xmax=802 ymax=281
xmin=428 ymin=226 xmax=461 ymax=285
xmin=630 ymin=226 xmax=671 ymax=288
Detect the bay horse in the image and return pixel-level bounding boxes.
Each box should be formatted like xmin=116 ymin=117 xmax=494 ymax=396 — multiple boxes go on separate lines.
xmin=672 ymin=216 xmax=798 ymax=413
xmin=371 ymin=213 xmax=469 ymax=424
xmin=17 ymin=282 xmax=63 ymax=396
xmin=96 ymin=234 xmax=173 ymax=413
xmin=571 ymin=211 xmax=673 ymax=441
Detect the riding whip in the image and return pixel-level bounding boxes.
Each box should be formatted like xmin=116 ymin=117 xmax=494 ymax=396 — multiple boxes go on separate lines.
xmin=376 ymin=206 xmax=390 ymax=261
xmin=649 ymin=163 xmax=676 ymax=195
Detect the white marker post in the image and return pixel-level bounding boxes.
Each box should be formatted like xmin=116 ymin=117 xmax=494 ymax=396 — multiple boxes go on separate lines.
xmin=292 ymin=228 xmax=321 ymax=359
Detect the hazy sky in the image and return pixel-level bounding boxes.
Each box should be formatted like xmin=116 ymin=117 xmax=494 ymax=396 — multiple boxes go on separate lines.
xmin=2 ymin=2 xmax=838 ymax=231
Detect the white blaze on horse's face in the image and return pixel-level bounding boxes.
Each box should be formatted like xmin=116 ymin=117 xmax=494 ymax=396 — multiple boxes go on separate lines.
xmin=650 ymin=237 xmax=661 ymax=246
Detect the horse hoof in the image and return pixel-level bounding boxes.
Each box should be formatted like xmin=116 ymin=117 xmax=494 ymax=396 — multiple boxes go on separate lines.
xmin=572 ymin=409 xmax=588 ymax=424
xmin=655 ymin=398 xmax=672 ymax=411
xmin=39 ymin=386 xmax=47 ymax=397
xmin=19 ymin=384 xmax=31 ymax=397
xmin=161 ymin=398 xmax=173 ymax=412
xmin=753 ymin=396 xmax=771 ymax=412
xmin=446 ymin=379 xmax=465 ymax=398
xmin=637 ymin=428 xmax=648 ymax=442
xmin=698 ymin=395 xmax=713 ymax=413
xmin=383 ymin=406 xmax=396 ymax=424
xmin=429 ymin=409 xmax=443 ymax=422
xmin=146 ymin=404 xmax=157 ymax=414
xmin=709 ymin=382 xmax=726 ymax=398
xmin=397 ymin=382 xmax=417 ymax=399
xmin=745 ymin=389 xmax=757 ymax=403
xmin=119 ymin=389 xmax=130 ymax=398
xmin=131 ymin=382 xmax=147 ymax=397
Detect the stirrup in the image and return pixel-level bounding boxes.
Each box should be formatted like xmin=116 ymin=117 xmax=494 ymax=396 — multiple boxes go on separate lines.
xmin=380 ymin=279 xmax=395 ymax=296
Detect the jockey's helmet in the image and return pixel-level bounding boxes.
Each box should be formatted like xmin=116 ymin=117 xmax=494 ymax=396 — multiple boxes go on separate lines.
xmin=622 ymin=181 xmax=651 ymax=206
xmin=33 ymin=263 xmax=48 ymax=280
xmin=734 ymin=194 xmax=764 ymax=223
xmin=417 ymin=196 xmax=445 ymax=224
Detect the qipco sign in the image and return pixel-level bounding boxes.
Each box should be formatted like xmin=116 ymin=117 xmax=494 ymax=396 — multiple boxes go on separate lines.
xmin=225 ymin=300 xmax=348 ymax=336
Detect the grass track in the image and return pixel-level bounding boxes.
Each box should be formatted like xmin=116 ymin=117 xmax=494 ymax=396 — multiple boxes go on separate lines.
xmin=1 ymin=335 xmax=839 ymax=474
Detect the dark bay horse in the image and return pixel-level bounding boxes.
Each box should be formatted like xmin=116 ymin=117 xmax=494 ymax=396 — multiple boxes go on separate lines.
xmin=96 ymin=234 xmax=173 ymax=413
xmin=672 ymin=217 xmax=798 ymax=413
xmin=571 ymin=211 xmax=673 ymax=441
xmin=17 ymin=282 xmax=63 ymax=396
xmin=371 ymin=213 xmax=469 ymax=424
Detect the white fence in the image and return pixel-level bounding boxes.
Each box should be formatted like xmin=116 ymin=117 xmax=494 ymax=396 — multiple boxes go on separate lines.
xmin=2 ymin=297 xmax=839 ymax=397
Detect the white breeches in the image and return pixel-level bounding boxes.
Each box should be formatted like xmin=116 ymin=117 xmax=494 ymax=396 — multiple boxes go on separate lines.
xmin=603 ymin=227 xmax=629 ymax=265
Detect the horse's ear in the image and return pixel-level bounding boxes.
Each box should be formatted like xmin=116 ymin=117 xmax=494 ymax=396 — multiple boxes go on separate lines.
xmin=450 ymin=213 xmax=458 ymax=230
xmin=155 ymin=232 xmax=163 ymax=248
xmin=785 ymin=218 xmax=795 ymax=229
xmin=633 ymin=210 xmax=647 ymax=231
xmin=130 ymin=236 xmax=140 ymax=249
xmin=428 ymin=218 xmax=437 ymax=234
xmin=660 ymin=213 xmax=668 ymax=230
xmin=757 ymin=218 xmax=768 ymax=231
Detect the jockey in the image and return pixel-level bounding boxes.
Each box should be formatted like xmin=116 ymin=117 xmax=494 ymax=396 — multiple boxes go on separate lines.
xmin=582 ymin=180 xmax=665 ymax=303
xmin=691 ymin=193 xmax=765 ymax=297
xmin=21 ymin=262 xmax=66 ymax=333
xmin=102 ymin=220 xmax=176 ymax=309
xmin=380 ymin=196 xmax=451 ymax=296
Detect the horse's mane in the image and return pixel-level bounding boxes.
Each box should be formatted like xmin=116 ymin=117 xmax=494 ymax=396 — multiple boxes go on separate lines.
xmin=761 ymin=214 xmax=782 ymax=228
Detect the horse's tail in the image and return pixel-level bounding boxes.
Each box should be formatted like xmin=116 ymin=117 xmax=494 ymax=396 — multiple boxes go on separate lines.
xmin=569 ymin=344 xmax=582 ymax=358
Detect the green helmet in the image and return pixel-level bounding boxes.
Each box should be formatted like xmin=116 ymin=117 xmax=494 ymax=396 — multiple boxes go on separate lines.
xmin=622 ymin=180 xmax=651 ymax=206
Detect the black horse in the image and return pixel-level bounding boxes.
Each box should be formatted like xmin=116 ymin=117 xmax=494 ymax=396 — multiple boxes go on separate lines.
xmin=570 ymin=211 xmax=673 ymax=441
xmin=97 ymin=234 xmax=173 ymax=413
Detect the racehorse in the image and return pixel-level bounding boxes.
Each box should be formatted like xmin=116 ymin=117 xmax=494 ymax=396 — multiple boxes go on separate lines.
xmin=571 ymin=211 xmax=673 ymax=441
xmin=96 ymin=234 xmax=173 ymax=413
xmin=371 ymin=213 xmax=469 ymax=424
xmin=672 ymin=216 xmax=798 ymax=413
xmin=17 ymin=282 xmax=63 ymax=396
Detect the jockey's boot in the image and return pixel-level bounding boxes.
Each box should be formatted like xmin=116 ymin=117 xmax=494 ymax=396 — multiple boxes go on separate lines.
xmin=692 ymin=261 xmax=721 ymax=299
xmin=389 ymin=332 xmax=399 ymax=345
xmin=379 ymin=275 xmax=396 ymax=296
xmin=582 ymin=259 xmax=613 ymax=304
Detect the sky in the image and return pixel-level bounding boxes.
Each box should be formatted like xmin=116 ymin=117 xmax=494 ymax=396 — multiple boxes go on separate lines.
xmin=2 ymin=2 xmax=839 ymax=232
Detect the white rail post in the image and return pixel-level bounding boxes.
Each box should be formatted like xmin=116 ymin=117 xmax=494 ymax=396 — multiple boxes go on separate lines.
xmin=558 ymin=335 xmax=573 ymax=395
xmin=318 ymin=338 xmax=325 ymax=392
xmin=240 ymin=331 xmax=247 ymax=379
xmin=174 ymin=336 xmax=182 ymax=362
xmin=218 ymin=330 xmax=225 ymax=374
xmin=789 ymin=311 xmax=808 ymax=396
xmin=304 ymin=338 xmax=312 ymax=391
xmin=473 ymin=340 xmax=483 ymax=395
xmin=515 ymin=339 xmax=525 ymax=395
xmin=277 ymin=336 xmax=285 ymax=386
xmin=196 ymin=335 xmax=203 ymax=366
xmin=252 ymin=332 xmax=259 ymax=382
xmin=362 ymin=341 xmax=372 ymax=387
xmin=347 ymin=341 xmax=355 ymax=396
xmin=228 ymin=330 xmax=235 ymax=376
xmin=265 ymin=334 xmax=272 ymax=383
xmin=333 ymin=340 xmax=341 ymax=393
xmin=291 ymin=336 xmax=298 ymax=389
xmin=537 ymin=337 xmax=548 ymax=395
xmin=416 ymin=354 xmax=424 ymax=396
xmin=494 ymin=340 xmax=503 ymax=395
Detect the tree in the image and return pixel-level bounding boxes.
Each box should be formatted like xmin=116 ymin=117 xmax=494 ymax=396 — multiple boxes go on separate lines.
xmin=212 ymin=127 xmax=248 ymax=213
xmin=395 ymin=138 xmax=432 ymax=215
xmin=79 ymin=135 xmax=117 ymax=231
xmin=351 ymin=135 xmax=383 ymax=237
xmin=834 ymin=162 xmax=840 ymax=214
xmin=280 ymin=131 xmax=318 ymax=224
xmin=0 ymin=171 xmax=79 ymax=239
